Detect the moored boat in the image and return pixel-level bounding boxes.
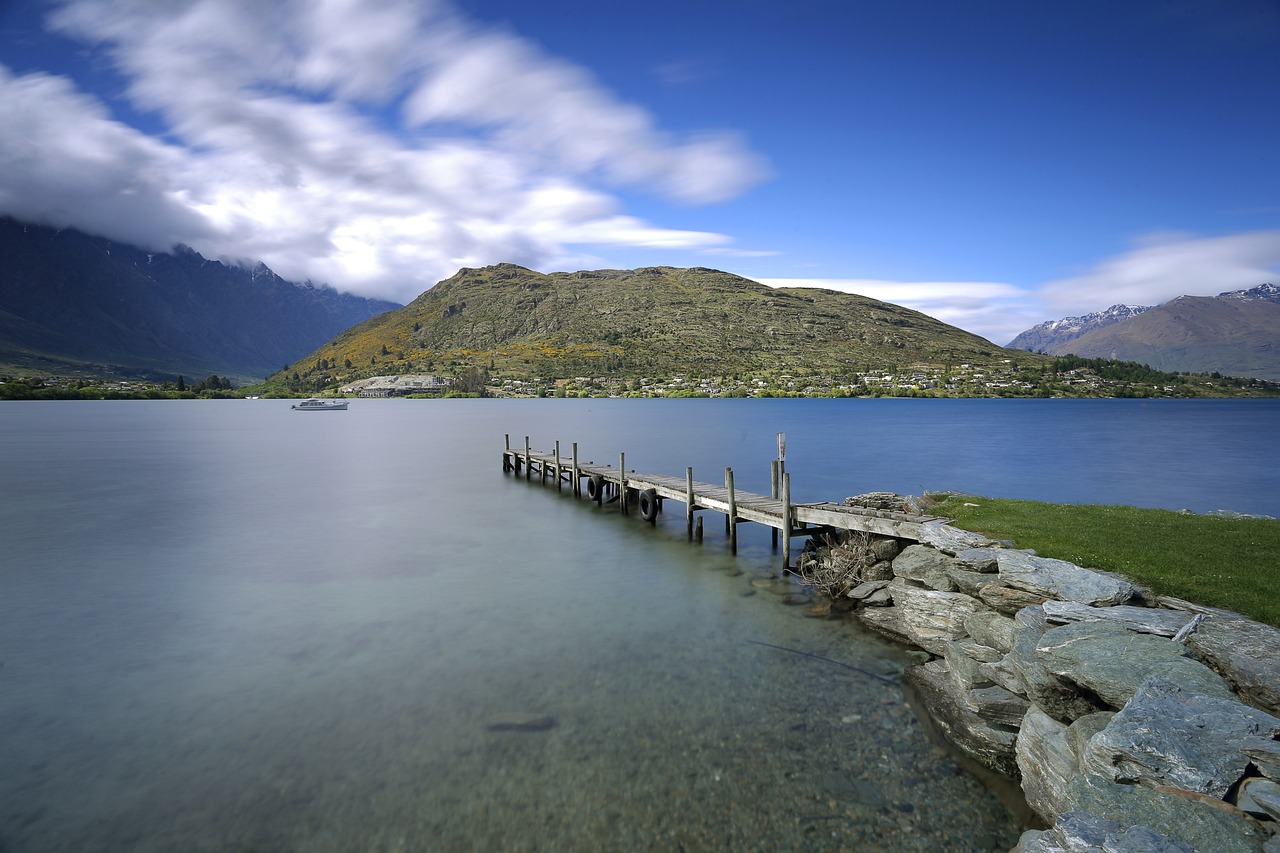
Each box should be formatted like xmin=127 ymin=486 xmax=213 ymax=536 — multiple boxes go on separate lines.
xmin=291 ymin=398 xmax=349 ymax=411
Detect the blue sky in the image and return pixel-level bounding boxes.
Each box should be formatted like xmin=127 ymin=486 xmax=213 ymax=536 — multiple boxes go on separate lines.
xmin=2 ymin=0 xmax=1279 ymax=344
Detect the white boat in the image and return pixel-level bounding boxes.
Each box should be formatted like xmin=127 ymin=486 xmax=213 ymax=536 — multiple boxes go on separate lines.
xmin=291 ymin=398 xmax=349 ymax=411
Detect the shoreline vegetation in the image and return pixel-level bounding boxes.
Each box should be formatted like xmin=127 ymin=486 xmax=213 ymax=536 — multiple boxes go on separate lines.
xmin=4 ymin=354 xmax=1280 ymax=400
xmin=924 ymin=493 xmax=1280 ymax=628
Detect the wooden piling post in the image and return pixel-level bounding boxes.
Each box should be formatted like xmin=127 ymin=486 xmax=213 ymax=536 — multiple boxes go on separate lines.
xmin=726 ymin=467 xmax=737 ymax=554
xmin=553 ymin=441 xmax=561 ymax=490
xmin=572 ymin=442 xmax=580 ymax=497
xmin=770 ymin=459 xmax=780 ymax=549
xmin=619 ymin=452 xmax=627 ymax=515
xmin=524 ymin=436 xmax=531 ymax=481
xmin=685 ymin=466 xmax=695 ymax=540
xmin=781 ymin=471 xmax=792 ymax=570
xmin=695 ymin=516 xmax=703 ymax=542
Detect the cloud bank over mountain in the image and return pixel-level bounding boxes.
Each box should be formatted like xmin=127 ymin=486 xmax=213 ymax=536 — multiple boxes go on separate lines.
xmin=0 ymin=0 xmax=766 ymax=304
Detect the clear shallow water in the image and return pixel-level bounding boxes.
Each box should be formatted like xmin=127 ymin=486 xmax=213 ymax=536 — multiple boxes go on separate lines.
xmin=1 ymin=398 xmax=1275 ymax=851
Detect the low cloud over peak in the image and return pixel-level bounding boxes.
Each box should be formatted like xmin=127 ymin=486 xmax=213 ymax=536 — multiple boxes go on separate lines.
xmin=0 ymin=0 xmax=768 ymax=303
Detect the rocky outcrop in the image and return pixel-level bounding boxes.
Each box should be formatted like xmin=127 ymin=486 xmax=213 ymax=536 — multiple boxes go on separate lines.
xmin=801 ymin=492 xmax=1280 ymax=853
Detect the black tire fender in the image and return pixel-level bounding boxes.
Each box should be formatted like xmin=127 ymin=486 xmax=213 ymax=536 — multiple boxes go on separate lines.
xmin=638 ymin=488 xmax=659 ymax=522
xmin=586 ymin=474 xmax=604 ymax=502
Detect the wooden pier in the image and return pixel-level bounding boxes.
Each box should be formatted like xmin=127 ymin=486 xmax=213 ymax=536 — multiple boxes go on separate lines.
xmin=501 ymin=435 xmax=946 ymax=569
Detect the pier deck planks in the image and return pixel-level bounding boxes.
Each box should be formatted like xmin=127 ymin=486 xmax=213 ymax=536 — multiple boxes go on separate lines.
xmin=502 ymin=445 xmax=945 ymax=549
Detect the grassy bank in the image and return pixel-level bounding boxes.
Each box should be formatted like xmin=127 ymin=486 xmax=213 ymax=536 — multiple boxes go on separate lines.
xmin=926 ymin=495 xmax=1280 ymax=627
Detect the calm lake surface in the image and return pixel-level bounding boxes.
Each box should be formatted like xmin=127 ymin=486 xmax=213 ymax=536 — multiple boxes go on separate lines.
xmin=2 ymin=398 xmax=1277 ymax=851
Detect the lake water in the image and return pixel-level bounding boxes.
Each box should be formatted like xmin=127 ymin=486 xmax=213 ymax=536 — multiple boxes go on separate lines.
xmin=2 ymin=398 xmax=1277 ymax=852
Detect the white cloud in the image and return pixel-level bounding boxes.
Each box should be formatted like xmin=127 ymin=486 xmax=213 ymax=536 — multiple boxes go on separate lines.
xmin=0 ymin=0 xmax=768 ymax=304
xmin=1040 ymin=230 xmax=1280 ymax=314
xmin=0 ymin=67 xmax=213 ymax=251
xmin=758 ymin=278 xmax=1042 ymax=346
xmin=755 ymin=231 xmax=1280 ymax=347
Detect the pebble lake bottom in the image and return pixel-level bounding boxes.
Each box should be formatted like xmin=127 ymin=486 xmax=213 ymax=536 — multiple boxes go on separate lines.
xmin=2 ymin=398 xmax=1276 ymax=851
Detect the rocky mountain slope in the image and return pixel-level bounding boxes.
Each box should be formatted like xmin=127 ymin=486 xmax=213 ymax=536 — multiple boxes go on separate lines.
xmin=1007 ymin=304 xmax=1151 ymax=352
xmin=0 ymin=217 xmax=399 ymax=381
xmin=1008 ymin=285 xmax=1280 ymax=380
xmin=278 ymin=263 xmax=1040 ymax=390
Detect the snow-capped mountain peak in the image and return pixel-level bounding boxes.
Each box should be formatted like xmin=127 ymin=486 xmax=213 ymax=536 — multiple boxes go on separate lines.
xmin=1006 ymin=304 xmax=1151 ymax=351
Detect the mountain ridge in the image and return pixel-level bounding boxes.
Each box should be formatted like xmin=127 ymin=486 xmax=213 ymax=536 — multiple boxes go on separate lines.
xmin=1007 ymin=284 xmax=1280 ymax=380
xmin=0 ymin=217 xmax=399 ymax=381
xmin=1006 ymin=304 xmax=1152 ymax=352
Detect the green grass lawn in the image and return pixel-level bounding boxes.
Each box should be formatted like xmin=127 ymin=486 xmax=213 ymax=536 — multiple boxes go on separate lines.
xmin=926 ymin=494 xmax=1280 ymax=628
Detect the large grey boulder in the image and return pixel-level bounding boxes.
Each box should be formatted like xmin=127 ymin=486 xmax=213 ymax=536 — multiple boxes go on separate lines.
xmin=914 ymin=520 xmax=995 ymax=554
xmin=978 ymin=584 xmax=1048 ymax=615
xmin=1064 ymin=773 xmax=1269 ymax=853
xmin=904 ymin=660 xmax=1020 ymax=776
xmin=945 ymin=568 xmax=994 ymax=597
xmin=1066 ymin=711 xmax=1114 ymax=761
xmin=1041 ymin=600 xmax=1194 ymax=638
xmin=1237 ymin=778 xmax=1280 ymax=821
xmin=1013 ymin=811 xmax=1195 ymax=853
xmin=953 ymin=547 xmax=1000 ymax=573
xmin=1183 ymin=616 xmax=1280 ymax=717
xmin=964 ymin=610 xmax=1018 ymax=654
xmin=1036 ymin=621 xmax=1236 ymax=710
xmin=943 ymin=640 xmax=994 ymax=691
xmin=1080 ymin=677 xmax=1280 ymax=798
xmin=964 ymin=684 xmax=1030 ymax=728
xmin=1003 ymin=624 xmax=1101 ymax=722
xmin=885 ymin=580 xmax=984 ymax=656
xmin=891 ymin=544 xmax=957 ymax=590
xmin=856 ymin=603 xmax=914 ymax=646
xmin=1243 ymin=737 xmax=1280 ymax=781
xmin=996 ymin=551 xmax=1136 ymax=606
xmin=1015 ymin=707 xmax=1077 ymax=823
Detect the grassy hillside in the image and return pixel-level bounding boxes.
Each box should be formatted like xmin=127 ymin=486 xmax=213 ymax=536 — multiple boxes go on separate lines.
xmin=270 ymin=264 xmax=1032 ymax=391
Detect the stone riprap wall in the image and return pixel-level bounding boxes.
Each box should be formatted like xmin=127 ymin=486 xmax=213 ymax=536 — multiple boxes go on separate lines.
xmin=796 ymin=494 xmax=1280 ymax=853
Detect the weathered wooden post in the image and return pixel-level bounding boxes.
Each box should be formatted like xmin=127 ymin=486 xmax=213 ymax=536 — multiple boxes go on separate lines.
xmin=770 ymin=459 xmax=780 ymax=548
xmin=503 ymin=434 xmax=512 ymax=472
xmin=685 ymin=466 xmax=695 ymax=540
xmin=781 ymin=471 xmax=792 ymax=570
xmin=619 ymin=452 xmax=627 ymax=514
xmin=572 ymin=442 xmax=580 ymax=497
xmin=524 ymin=436 xmax=532 ymax=481
xmin=553 ymin=441 xmax=561 ymax=490
xmin=726 ymin=467 xmax=737 ymax=554
xmin=695 ymin=516 xmax=703 ymax=542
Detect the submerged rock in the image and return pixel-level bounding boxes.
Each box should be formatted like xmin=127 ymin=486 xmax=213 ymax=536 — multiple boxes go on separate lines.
xmin=486 ymin=714 xmax=557 ymax=732
xmin=1013 ymin=811 xmax=1195 ymax=853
